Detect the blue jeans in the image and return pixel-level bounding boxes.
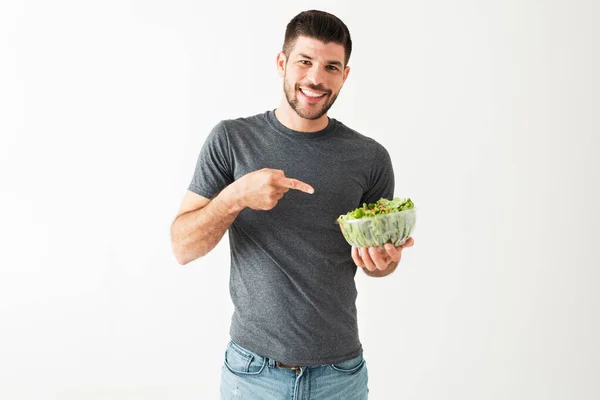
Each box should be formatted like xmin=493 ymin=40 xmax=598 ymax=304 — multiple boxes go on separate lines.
xmin=220 ymin=340 xmax=369 ymax=400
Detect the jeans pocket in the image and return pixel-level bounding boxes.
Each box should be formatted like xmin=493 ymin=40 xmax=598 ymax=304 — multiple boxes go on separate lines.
xmin=224 ymin=341 xmax=267 ymax=376
xmin=330 ymin=354 xmax=366 ymax=374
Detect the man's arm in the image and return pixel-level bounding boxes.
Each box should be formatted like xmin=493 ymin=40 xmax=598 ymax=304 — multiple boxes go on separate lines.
xmin=171 ymin=186 xmax=242 ymax=265
xmin=171 ymin=168 xmax=315 ymax=266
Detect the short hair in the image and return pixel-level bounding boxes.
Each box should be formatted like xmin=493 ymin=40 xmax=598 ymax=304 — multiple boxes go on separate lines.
xmin=282 ymin=10 xmax=352 ymax=66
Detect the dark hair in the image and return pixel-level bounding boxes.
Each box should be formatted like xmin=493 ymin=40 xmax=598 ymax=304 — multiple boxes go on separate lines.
xmin=283 ymin=10 xmax=352 ymax=66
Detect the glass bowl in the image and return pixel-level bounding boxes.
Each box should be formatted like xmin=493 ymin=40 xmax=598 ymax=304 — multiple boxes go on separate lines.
xmin=337 ymin=208 xmax=416 ymax=248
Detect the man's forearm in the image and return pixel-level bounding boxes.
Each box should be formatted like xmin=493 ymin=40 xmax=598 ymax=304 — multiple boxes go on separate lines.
xmin=171 ymin=188 xmax=243 ymax=265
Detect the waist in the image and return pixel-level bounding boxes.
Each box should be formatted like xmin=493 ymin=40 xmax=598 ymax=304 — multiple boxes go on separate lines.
xmin=229 ymin=325 xmax=363 ymax=366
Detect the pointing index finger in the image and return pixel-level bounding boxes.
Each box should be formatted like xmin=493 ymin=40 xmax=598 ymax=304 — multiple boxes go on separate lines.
xmin=277 ymin=176 xmax=314 ymax=194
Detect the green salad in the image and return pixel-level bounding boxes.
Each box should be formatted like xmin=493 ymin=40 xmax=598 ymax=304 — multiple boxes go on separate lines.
xmin=337 ymin=197 xmax=416 ymax=247
xmin=337 ymin=197 xmax=414 ymax=222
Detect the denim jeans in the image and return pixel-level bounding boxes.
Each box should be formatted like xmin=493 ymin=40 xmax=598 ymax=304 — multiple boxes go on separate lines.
xmin=220 ymin=340 xmax=369 ymax=400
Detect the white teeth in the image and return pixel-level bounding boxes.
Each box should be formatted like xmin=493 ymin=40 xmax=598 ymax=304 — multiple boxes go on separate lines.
xmin=300 ymin=88 xmax=325 ymax=98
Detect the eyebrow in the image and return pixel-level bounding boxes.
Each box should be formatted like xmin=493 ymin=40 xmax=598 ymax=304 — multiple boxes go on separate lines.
xmin=298 ymin=53 xmax=344 ymax=67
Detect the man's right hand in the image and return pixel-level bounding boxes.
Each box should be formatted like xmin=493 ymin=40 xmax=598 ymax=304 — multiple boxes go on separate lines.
xmin=225 ymin=168 xmax=314 ymax=211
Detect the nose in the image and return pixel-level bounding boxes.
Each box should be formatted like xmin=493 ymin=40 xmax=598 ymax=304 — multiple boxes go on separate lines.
xmin=305 ymin=65 xmax=325 ymax=86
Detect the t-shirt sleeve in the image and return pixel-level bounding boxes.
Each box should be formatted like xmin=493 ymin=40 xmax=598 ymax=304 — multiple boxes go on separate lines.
xmin=360 ymin=144 xmax=395 ymax=205
xmin=187 ymin=121 xmax=234 ymax=199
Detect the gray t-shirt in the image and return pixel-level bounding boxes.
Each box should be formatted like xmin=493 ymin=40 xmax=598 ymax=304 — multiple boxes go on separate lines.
xmin=188 ymin=110 xmax=394 ymax=365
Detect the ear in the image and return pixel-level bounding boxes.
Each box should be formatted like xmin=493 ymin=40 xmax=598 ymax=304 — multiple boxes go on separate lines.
xmin=342 ymin=65 xmax=351 ymax=84
xmin=276 ymin=52 xmax=287 ymax=77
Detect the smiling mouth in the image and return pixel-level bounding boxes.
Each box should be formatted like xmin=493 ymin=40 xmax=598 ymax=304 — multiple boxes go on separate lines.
xmin=298 ymin=88 xmax=328 ymax=102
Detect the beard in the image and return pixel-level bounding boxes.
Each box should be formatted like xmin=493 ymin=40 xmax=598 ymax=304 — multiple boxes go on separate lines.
xmin=283 ymin=75 xmax=339 ymax=121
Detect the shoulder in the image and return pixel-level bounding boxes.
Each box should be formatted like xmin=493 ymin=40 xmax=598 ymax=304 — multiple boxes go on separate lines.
xmin=218 ymin=111 xmax=270 ymax=133
xmin=205 ymin=112 xmax=269 ymax=146
xmin=333 ymin=119 xmax=390 ymax=155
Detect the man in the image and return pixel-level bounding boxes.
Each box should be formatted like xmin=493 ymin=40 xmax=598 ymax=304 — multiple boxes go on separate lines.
xmin=171 ymin=9 xmax=414 ymax=400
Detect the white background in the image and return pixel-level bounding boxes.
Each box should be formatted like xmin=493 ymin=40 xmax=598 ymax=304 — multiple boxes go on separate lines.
xmin=1 ymin=0 xmax=599 ymax=399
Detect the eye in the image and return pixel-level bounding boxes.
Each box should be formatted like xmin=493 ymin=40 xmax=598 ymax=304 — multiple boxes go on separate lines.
xmin=299 ymin=60 xmax=311 ymax=65
xmin=326 ymin=65 xmax=339 ymax=71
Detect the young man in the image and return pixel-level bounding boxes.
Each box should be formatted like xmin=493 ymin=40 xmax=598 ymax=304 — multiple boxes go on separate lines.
xmin=171 ymin=10 xmax=414 ymax=400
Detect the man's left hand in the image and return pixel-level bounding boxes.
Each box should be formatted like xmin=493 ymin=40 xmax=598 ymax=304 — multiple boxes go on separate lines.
xmin=351 ymin=237 xmax=414 ymax=276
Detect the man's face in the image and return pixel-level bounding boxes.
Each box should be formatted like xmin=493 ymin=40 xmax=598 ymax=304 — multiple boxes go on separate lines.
xmin=279 ymin=36 xmax=350 ymax=120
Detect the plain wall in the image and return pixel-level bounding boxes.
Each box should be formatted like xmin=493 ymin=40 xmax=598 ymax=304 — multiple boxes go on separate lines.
xmin=1 ymin=0 xmax=599 ymax=399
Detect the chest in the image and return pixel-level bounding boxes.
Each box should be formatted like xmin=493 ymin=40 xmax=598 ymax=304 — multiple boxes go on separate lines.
xmin=230 ymin=136 xmax=370 ymax=219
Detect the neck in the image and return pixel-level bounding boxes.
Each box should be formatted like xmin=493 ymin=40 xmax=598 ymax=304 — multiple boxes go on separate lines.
xmin=274 ymin=99 xmax=329 ymax=132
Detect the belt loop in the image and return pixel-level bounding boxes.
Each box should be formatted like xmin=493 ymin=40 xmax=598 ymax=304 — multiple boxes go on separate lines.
xmin=268 ymin=358 xmax=275 ymax=368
